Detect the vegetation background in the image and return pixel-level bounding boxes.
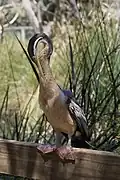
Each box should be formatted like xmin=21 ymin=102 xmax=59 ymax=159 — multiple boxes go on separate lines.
xmin=0 ymin=0 xmax=120 ymax=179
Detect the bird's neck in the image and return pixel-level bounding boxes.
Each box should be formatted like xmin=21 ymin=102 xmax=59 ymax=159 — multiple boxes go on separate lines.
xmin=36 ymin=55 xmax=53 ymax=81
xmin=36 ymin=52 xmax=59 ymax=105
xmin=37 ymin=55 xmax=57 ymax=94
xmin=39 ymin=74 xmax=60 ymax=110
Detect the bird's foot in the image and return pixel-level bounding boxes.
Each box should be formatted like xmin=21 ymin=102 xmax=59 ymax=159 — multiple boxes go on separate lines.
xmin=37 ymin=145 xmax=75 ymax=163
xmin=37 ymin=144 xmax=55 ymax=162
xmin=37 ymin=144 xmax=54 ymax=154
xmin=55 ymin=146 xmax=75 ymax=163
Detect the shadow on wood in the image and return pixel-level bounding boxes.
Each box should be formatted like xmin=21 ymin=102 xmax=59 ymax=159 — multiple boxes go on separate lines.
xmin=0 ymin=139 xmax=120 ymax=180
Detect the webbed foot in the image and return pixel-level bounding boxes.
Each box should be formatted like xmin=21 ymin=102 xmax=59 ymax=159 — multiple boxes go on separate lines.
xmin=37 ymin=145 xmax=75 ymax=163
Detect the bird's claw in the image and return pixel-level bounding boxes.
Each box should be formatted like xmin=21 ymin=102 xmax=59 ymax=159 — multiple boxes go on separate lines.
xmin=55 ymin=146 xmax=75 ymax=163
xmin=37 ymin=144 xmax=54 ymax=154
xmin=37 ymin=145 xmax=75 ymax=163
xmin=37 ymin=144 xmax=55 ymax=162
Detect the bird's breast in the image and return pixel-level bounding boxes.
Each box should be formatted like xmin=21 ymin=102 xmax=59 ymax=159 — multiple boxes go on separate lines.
xmin=48 ymin=102 xmax=76 ymax=134
xmin=39 ymin=86 xmax=76 ymax=135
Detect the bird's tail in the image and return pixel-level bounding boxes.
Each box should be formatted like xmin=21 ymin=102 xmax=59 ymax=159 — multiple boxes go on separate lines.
xmin=71 ymin=135 xmax=96 ymax=149
xmin=71 ymin=135 xmax=90 ymax=148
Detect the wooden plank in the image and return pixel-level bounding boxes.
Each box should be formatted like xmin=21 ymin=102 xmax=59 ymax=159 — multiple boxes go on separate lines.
xmin=0 ymin=139 xmax=120 ymax=180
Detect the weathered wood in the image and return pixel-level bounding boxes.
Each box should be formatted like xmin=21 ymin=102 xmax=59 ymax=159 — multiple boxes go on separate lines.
xmin=0 ymin=139 xmax=120 ymax=180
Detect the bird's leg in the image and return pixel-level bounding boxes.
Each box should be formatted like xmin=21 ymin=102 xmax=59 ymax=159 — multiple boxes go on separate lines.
xmin=55 ymin=132 xmax=62 ymax=147
xmin=67 ymin=135 xmax=72 ymax=146
xmin=54 ymin=134 xmax=75 ymax=163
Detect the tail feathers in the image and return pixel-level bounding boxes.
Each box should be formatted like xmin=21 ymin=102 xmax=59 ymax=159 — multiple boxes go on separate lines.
xmin=71 ymin=135 xmax=90 ymax=148
xmin=61 ymin=132 xmax=96 ymax=150
xmin=71 ymin=135 xmax=97 ymax=149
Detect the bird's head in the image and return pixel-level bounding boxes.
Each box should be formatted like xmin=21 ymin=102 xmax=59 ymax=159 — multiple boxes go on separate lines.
xmin=28 ymin=33 xmax=53 ymax=63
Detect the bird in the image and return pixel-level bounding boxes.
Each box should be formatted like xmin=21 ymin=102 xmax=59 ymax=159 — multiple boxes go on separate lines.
xmin=27 ymin=33 xmax=89 ymax=162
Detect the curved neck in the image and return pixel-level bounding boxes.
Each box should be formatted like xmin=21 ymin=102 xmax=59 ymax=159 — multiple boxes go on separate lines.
xmin=35 ymin=53 xmax=53 ymax=82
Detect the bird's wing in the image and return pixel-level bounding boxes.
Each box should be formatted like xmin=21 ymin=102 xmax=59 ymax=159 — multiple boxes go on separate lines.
xmin=62 ymin=90 xmax=88 ymax=139
xmin=68 ymin=99 xmax=88 ymax=137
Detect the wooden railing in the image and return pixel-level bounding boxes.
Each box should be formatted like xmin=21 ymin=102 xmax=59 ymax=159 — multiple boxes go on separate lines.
xmin=0 ymin=139 xmax=120 ymax=180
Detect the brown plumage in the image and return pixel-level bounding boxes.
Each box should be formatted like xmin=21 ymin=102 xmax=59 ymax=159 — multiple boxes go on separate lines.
xmin=27 ymin=33 xmax=89 ymax=162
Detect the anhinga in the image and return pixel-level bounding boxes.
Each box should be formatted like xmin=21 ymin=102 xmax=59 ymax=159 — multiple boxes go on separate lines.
xmin=27 ymin=33 xmax=89 ymax=162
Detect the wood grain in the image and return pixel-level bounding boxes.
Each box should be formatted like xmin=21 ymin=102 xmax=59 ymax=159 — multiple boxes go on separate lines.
xmin=0 ymin=139 xmax=120 ymax=180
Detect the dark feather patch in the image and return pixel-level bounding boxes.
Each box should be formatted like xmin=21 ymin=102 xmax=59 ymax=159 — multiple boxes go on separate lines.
xmin=66 ymin=97 xmax=89 ymax=139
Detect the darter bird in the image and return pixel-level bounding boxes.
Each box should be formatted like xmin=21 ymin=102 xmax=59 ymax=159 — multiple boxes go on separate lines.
xmin=27 ymin=33 xmax=89 ymax=162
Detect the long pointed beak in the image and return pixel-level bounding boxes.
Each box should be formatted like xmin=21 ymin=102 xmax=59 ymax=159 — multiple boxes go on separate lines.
xmin=16 ymin=35 xmax=40 ymax=82
xmin=34 ymin=42 xmax=47 ymax=78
